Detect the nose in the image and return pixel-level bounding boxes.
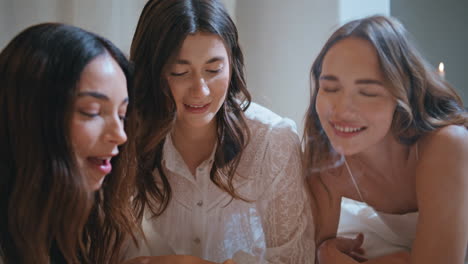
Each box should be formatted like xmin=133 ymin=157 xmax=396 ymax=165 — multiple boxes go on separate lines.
xmin=190 ymin=75 xmax=210 ymax=98
xmin=105 ymin=116 xmax=127 ymax=146
xmin=333 ymin=92 xmax=358 ymax=118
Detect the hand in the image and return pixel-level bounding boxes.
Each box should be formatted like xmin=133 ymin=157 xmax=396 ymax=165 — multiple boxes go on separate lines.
xmin=370 ymin=251 xmax=410 ymax=264
xmin=122 ymin=256 xmax=154 ymax=264
xmin=318 ymin=234 xmax=367 ymax=263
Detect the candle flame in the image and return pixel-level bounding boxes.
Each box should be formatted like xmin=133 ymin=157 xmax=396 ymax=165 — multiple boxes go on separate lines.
xmin=438 ymin=62 xmax=445 ymax=73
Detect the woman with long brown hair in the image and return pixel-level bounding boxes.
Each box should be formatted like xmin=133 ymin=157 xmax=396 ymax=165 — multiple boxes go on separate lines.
xmin=304 ymin=15 xmax=468 ymax=263
xmin=0 ymin=23 xmax=138 ymax=264
xmin=122 ymin=0 xmax=314 ymax=263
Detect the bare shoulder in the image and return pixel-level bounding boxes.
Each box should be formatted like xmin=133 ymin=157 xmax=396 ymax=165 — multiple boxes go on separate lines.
xmin=412 ymin=128 xmax=468 ymax=263
xmin=419 ymin=125 xmax=468 ymax=154
xmin=415 ymin=124 xmax=468 ymax=201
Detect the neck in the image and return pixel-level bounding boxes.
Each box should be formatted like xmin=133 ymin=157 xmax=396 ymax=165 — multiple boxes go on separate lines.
xmin=172 ymin=120 xmax=217 ymax=175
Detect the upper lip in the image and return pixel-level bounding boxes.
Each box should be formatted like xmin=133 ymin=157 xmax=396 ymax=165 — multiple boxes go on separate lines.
xmin=330 ymin=121 xmax=365 ymax=128
xmin=184 ymin=102 xmax=210 ymax=106
xmin=91 ymin=152 xmax=119 ymax=160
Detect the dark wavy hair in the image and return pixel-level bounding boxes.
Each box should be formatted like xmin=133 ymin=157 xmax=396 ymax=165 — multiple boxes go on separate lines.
xmin=0 ymin=23 xmax=138 ymax=263
xmin=123 ymin=0 xmax=251 ymax=220
xmin=303 ymin=15 xmax=468 ymax=174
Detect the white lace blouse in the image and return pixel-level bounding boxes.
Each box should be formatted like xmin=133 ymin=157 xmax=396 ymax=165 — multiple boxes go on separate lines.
xmin=126 ymin=103 xmax=315 ymax=263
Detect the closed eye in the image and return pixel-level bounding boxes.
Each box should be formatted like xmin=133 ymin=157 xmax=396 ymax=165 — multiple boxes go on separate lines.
xmin=206 ymin=68 xmax=222 ymax=74
xmin=360 ymin=91 xmax=379 ymax=97
xmin=321 ymin=87 xmax=339 ymax=93
xmin=359 ymin=87 xmax=381 ymax=97
xmin=170 ymin=71 xmax=188 ymax=76
xmin=79 ymin=110 xmax=99 ymax=118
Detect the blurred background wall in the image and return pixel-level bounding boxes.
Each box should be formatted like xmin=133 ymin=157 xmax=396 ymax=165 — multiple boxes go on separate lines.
xmin=391 ymin=0 xmax=468 ymax=108
xmin=1 ymin=0 xmax=466 ymax=134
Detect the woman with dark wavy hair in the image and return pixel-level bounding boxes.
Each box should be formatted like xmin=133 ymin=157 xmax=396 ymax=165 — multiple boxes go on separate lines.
xmin=0 ymin=23 xmax=139 ymax=264
xmin=304 ymin=15 xmax=468 ymax=263
xmin=122 ymin=0 xmax=314 ymax=263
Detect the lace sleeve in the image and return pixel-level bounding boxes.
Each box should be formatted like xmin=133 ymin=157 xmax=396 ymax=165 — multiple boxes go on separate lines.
xmin=234 ymin=120 xmax=316 ymax=264
xmin=122 ymin=210 xmax=176 ymax=260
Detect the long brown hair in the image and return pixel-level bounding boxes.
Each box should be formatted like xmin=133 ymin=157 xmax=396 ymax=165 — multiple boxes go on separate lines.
xmin=124 ymin=0 xmax=251 ymax=220
xmin=0 ymin=23 xmax=137 ymax=263
xmin=303 ymin=15 xmax=468 ymax=176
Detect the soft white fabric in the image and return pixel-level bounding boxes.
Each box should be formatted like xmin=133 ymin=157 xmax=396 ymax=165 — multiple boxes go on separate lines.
xmin=338 ymin=197 xmax=417 ymax=259
xmin=127 ymin=102 xmax=315 ymax=263
xmin=338 ymin=197 xmax=468 ymax=262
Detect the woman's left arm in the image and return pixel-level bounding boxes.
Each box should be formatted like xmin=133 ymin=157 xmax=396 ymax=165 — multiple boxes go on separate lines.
xmin=411 ymin=125 xmax=468 ymax=263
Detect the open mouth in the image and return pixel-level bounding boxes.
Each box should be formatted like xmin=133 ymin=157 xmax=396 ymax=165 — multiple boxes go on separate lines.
xmin=184 ymin=103 xmax=210 ymax=113
xmin=87 ymin=157 xmax=112 ymax=174
xmin=331 ymin=122 xmax=367 ymax=137
xmin=333 ymin=124 xmax=366 ymax=133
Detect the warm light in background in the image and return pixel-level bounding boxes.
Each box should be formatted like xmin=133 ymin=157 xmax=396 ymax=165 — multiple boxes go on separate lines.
xmin=438 ymin=62 xmax=445 ymax=73
xmin=438 ymin=62 xmax=445 ymax=79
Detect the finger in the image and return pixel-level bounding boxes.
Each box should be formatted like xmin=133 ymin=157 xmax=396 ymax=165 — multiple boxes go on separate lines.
xmin=121 ymin=257 xmax=151 ymax=264
xmin=335 ymin=236 xmax=363 ymax=253
xmin=319 ymin=247 xmax=362 ymax=263
xmin=353 ymin=233 xmax=364 ymax=248
xmin=352 ymin=247 xmax=365 ymax=255
xmin=348 ymin=252 xmax=368 ymax=263
xmin=352 ymin=233 xmax=366 ymax=255
xmin=348 ymin=233 xmax=365 ymax=253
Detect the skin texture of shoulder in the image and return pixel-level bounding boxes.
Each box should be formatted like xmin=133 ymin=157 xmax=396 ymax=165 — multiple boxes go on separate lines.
xmin=411 ymin=125 xmax=468 ymax=264
xmin=360 ymin=126 xmax=468 ymax=264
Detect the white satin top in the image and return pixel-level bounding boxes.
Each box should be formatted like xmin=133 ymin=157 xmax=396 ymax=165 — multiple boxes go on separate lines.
xmin=338 ymin=197 xmax=468 ymax=262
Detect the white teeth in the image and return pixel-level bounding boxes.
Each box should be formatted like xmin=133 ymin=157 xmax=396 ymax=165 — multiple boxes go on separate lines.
xmin=333 ymin=124 xmax=363 ymax=133
xmin=187 ymin=104 xmax=205 ymax=108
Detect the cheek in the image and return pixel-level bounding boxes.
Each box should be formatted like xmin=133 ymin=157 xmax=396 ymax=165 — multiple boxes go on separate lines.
xmin=70 ymin=120 xmax=97 ymax=156
xmin=167 ymin=80 xmax=184 ymax=102
xmin=382 ymin=105 xmax=397 ymax=131
xmin=70 ymin=121 xmax=83 ymax=149
xmin=210 ymin=75 xmax=230 ymax=100
xmin=315 ymin=92 xmax=331 ymax=121
xmin=366 ymin=100 xmax=396 ymax=123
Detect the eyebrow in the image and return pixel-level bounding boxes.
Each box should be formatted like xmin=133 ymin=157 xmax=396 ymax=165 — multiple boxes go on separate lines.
xmin=355 ymin=79 xmax=384 ymax=86
xmin=319 ymin=74 xmax=384 ymax=86
xmin=174 ymin=56 xmax=225 ymax=65
xmin=77 ymin=91 xmax=129 ymax=104
xmin=319 ymin=75 xmax=338 ymax=81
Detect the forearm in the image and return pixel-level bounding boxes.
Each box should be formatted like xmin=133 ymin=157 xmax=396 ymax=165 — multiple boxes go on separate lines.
xmin=364 ymin=252 xmax=410 ymax=264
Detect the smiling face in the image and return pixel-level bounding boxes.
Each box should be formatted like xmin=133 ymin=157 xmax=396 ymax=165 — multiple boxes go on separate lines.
xmin=165 ymin=32 xmax=230 ymax=131
xmin=71 ymin=54 xmax=128 ymax=191
xmin=315 ymin=37 xmax=397 ymax=156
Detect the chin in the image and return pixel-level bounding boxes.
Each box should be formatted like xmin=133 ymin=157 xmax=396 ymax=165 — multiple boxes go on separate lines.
xmin=185 ymin=116 xmax=216 ymax=128
xmin=89 ymin=175 xmax=106 ymax=192
xmin=329 ymin=142 xmax=362 ymax=156
xmin=190 ymin=121 xmax=212 ymax=128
